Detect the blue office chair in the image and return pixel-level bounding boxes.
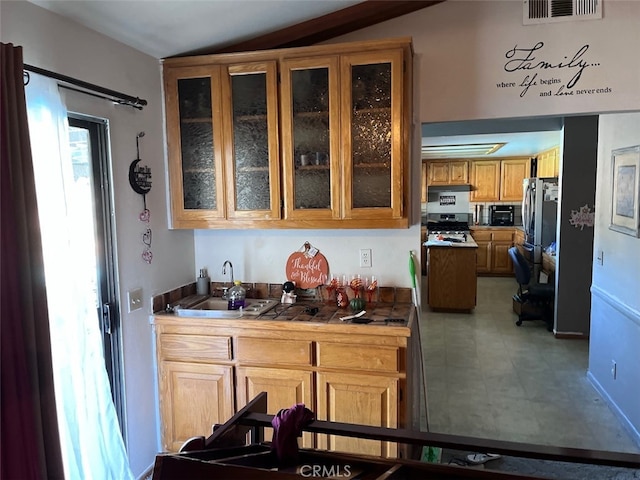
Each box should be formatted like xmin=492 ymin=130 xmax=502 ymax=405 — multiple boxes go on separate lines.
xmin=508 ymin=247 xmax=554 ymax=331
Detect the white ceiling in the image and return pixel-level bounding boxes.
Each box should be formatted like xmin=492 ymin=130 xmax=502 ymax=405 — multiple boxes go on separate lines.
xmin=28 ymin=0 xmax=563 ymax=155
xmin=422 ymin=130 xmax=563 ymax=159
xmin=29 ymin=0 xmax=363 ymax=58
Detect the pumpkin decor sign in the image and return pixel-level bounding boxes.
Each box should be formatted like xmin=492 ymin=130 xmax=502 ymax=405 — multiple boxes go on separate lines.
xmin=285 ymin=242 xmax=329 ymax=289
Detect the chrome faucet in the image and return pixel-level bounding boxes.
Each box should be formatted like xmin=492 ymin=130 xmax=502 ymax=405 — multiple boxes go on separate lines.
xmin=222 ymin=260 xmax=234 ymax=286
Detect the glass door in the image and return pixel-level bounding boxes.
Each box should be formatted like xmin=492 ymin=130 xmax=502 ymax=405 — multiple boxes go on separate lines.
xmin=67 ymin=116 xmax=125 ymax=425
xmin=164 ymin=65 xmax=226 ymax=225
xmin=222 ymin=61 xmax=281 ymax=220
xmin=281 ymin=56 xmax=340 ymax=220
xmin=340 ymin=49 xmax=405 ymax=220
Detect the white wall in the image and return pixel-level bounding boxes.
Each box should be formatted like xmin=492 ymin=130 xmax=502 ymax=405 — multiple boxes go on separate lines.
xmin=331 ymin=0 xmax=640 ymax=122
xmin=194 ymin=227 xmax=420 ymax=287
xmin=1 ymin=2 xmax=195 ymax=476
xmin=588 ymin=112 xmax=640 ymax=441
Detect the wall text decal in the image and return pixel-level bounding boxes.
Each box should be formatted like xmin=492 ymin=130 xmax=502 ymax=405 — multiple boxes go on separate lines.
xmin=499 ymin=42 xmax=611 ymax=98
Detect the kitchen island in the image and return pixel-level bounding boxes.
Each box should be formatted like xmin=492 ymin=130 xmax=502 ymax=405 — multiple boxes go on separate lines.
xmin=151 ymin=300 xmax=422 ymax=459
xmin=425 ymin=236 xmax=478 ymax=312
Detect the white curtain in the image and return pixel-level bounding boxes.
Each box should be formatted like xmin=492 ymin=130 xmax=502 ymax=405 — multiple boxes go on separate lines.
xmin=26 ymin=73 xmax=134 ymax=480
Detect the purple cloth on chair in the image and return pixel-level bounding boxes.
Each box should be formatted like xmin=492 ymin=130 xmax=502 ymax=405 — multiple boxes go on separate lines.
xmin=271 ymin=403 xmax=315 ymax=463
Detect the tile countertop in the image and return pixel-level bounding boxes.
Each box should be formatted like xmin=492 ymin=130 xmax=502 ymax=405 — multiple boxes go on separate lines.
xmin=151 ymin=282 xmax=414 ymax=316
xmin=152 ymin=300 xmax=416 ymax=333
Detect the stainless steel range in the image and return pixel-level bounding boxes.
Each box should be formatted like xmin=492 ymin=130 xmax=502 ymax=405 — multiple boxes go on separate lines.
xmin=425 ymin=213 xmax=471 ymax=243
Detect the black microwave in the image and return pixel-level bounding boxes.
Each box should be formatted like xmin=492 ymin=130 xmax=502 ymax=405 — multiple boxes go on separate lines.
xmin=490 ymin=205 xmax=515 ymax=226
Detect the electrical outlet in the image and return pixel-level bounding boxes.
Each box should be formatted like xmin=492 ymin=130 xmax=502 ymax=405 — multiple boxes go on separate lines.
xmin=359 ymin=248 xmax=372 ymax=268
xmin=128 ymin=287 xmax=143 ymax=313
xmin=611 ymin=360 xmax=617 ymax=380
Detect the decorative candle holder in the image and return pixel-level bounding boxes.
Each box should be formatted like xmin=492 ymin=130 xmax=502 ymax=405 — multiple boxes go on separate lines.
xmin=336 ymin=286 xmax=349 ymax=308
xmin=349 ymin=274 xmax=363 ymax=298
xmin=365 ymin=275 xmax=378 ymax=304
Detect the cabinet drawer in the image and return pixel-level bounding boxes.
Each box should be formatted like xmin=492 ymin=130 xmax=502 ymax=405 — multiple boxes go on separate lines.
xmin=237 ymin=337 xmax=313 ymax=366
xmin=317 ymin=343 xmax=399 ymax=373
xmin=159 ymin=334 xmax=232 ymax=362
xmin=492 ymin=231 xmax=514 ymax=242
xmin=471 ymin=230 xmax=491 ymax=241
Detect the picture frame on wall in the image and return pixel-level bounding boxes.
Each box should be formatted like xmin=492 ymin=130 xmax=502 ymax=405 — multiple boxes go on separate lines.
xmin=609 ymin=145 xmax=640 ymax=237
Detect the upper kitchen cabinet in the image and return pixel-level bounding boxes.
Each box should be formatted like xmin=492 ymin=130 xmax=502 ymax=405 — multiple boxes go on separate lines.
xmin=536 ymin=146 xmax=560 ymax=178
xmin=163 ymin=38 xmax=412 ymax=229
xmin=164 ymin=66 xmax=226 ymax=225
xmin=470 ymin=158 xmax=530 ymax=202
xmin=341 ymin=49 xmax=406 ymax=222
xmin=426 ymin=160 xmax=469 ymax=186
xmin=470 ymin=160 xmax=500 ymax=201
xmin=164 ymin=61 xmax=280 ymax=227
xmin=222 ymin=62 xmax=281 ymax=221
xmin=280 ymin=56 xmax=340 ymax=221
xmin=500 ymin=158 xmax=531 ymax=201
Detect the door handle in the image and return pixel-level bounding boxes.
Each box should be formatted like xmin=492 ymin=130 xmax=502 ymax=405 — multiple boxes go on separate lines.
xmin=102 ymin=302 xmax=112 ymax=335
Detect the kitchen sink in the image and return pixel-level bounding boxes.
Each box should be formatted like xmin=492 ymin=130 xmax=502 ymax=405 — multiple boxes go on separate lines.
xmin=174 ymin=298 xmax=278 ymax=318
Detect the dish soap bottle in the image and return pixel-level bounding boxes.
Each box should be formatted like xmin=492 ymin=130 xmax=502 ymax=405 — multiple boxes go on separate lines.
xmin=196 ymin=268 xmax=210 ymax=296
xmin=227 ymin=281 xmax=246 ymax=310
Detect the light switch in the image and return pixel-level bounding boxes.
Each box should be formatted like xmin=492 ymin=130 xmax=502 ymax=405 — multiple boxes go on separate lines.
xmin=128 ymin=287 xmax=143 ymax=312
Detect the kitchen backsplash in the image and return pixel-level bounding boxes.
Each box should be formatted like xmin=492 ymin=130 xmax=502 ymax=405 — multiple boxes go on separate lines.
xmin=421 ymin=197 xmax=522 ymax=226
xmin=471 ymin=202 xmax=523 ymax=226
xmin=151 ymin=281 xmax=413 ymax=314
xmin=424 ymin=189 xmax=470 ymax=214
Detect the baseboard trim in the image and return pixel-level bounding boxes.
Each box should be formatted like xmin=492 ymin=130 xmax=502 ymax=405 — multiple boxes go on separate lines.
xmin=587 ymin=371 xmax=640 ymax=449
xmin=137 ymin=462 xmax=155 ymax=480
xmin=554 ymin=332 xmax=589 ymax=339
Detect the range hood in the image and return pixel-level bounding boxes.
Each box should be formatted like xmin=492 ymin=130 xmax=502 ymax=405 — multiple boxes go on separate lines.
xmin=427 ymin=184 xmax=472 ymax=192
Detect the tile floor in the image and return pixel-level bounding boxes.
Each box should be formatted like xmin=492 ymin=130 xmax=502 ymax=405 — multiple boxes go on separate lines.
xmin=419 ymin=276 xmax=640 ymax=454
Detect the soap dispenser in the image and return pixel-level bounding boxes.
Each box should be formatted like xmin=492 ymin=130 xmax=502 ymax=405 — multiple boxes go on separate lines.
xmin=196 ymin=268 xmax=210 ymax=296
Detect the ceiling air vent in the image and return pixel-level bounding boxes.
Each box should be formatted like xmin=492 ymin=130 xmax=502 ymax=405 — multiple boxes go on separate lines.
xmin=523 ymin=0 xmax=602 ymax=25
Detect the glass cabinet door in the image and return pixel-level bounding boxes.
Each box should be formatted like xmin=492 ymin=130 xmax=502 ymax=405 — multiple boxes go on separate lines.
xmin=164 ymin=66 xmax=226 ymax=225
xmin=280 ymin=57 xmax=340 ymax=220
xmin=340 ymin=49 xmax=405 ymax=220
xmin=222 ymin=61 xmax=280 ymax=220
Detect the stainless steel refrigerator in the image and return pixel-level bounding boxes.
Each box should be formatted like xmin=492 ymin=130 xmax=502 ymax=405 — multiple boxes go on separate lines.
xmin=522 ymin=177 xmax=559 ymax=277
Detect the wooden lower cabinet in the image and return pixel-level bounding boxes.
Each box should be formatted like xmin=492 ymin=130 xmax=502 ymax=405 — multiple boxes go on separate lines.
xmin=471 ymin=228 xmax=514 ymax=275
xmin=153 ymin=317 xmax=415 ymax=456
xmin=491 ymin=231 xmax=515 ymax=274
xmin=492 ymin=240 xmax=514 ymax=274
xmin=427 ymin=247 xmax=477 ymax=311
xmin=236 ymin=366 xmax=314 ymax=447
xmin=159 ymin=361 xmax=234 ymax=452
xmin=542 ymin=252 xmax=556 ymax=281
xmin=472 ymin=231 xmax=492 ymax=274
xmin=316 ymin=372 xmax=398 ymax=458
